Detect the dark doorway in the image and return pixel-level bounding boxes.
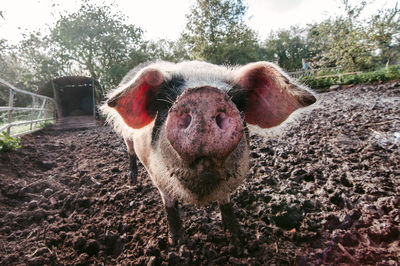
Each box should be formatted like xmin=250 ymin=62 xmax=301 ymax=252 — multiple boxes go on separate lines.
xmin=58 ymin=85 xmax=94 ymax=116
xmin=39 ymin=76 xmax=103 ymax=129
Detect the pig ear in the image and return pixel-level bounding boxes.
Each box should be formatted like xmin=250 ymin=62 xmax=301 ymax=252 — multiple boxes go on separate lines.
xmin=107 ymin=68 xmax=165 ymax=129
xmin=235 ymin=62 xmax=316 ymax=129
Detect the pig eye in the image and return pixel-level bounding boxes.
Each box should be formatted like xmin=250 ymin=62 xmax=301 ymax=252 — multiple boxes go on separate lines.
xmin=179 ymin=113 xmax=192 ymax=129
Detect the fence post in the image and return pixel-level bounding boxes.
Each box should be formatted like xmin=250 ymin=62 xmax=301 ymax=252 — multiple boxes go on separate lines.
xmin=37 ymin=98 xmax=46 ymax=119
xmin=92 ymin=80 xmax=96 ymax=119
xmin=51 ymin=80 xmax=61 ymax=119
xmin=1 ymin=78 xmax=57 ymax=136
xmin=31 ymin=96 xmax=36 ymax=130
xmin=7 ymin=88 xmax=14 ymax=134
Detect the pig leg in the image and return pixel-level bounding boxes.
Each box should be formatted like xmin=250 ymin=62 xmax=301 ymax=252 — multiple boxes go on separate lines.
xmin=124 ymin=139 xmax=138 ymax=183
xmin=218 ymin=196 xmax=242 ymax=235
xmin=159 ymin=190 xmax=184 ymax=245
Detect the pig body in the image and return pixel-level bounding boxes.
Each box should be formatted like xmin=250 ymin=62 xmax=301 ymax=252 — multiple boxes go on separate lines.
xmin=101 ymin=61 xmax=316 ymax=243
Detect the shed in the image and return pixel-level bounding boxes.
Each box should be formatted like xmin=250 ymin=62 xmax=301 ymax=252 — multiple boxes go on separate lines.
xmin=40 ymin=76 xmax=103 ymax=129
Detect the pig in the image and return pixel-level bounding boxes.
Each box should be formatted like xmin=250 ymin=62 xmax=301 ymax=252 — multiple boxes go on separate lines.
xmin=101 ymin=61 xmax=317 ymax=244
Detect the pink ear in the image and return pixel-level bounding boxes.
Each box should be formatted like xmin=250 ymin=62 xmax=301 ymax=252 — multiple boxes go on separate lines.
xmin=107 ymin=69 xmax=164 ymax=129
xmin=236 ymin=62 xmax=316 ymax=128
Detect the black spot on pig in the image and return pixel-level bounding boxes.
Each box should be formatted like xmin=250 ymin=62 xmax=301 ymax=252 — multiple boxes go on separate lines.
xmin=151 ymin=75 xmax=185 ymax=146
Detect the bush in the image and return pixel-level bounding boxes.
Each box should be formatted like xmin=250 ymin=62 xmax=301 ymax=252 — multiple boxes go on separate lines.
xmin=300 ymin=65 xmax=400 ymax=90
xmin=0 ymin=131 xmax=21 ymax=152
xmin=38 ymin=121 xmax=54 ymax=128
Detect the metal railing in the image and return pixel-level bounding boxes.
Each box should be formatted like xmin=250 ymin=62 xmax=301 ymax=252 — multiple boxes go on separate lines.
xmin=0 ymin=78 xmax=57 ymax=136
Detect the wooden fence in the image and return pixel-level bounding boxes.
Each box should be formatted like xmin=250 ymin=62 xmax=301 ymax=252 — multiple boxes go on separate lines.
xmin=288 ymin=67 xmax=341 ymax=79
xmin=0 ymin=78 xmax=57 ymax=136
xmin=288 ymin=67 xmax=363 ymax=79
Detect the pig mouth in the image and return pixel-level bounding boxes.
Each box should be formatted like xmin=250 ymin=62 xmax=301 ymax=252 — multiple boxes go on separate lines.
xmin=178 ymin=156 xmax=225 ymax=198
xmin=188 ymin=156 xmax=223 ymax=177
xmin=189 ymin=156 xmax=215 ymax=170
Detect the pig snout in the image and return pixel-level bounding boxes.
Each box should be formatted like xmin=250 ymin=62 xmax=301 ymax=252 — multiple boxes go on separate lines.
xmin=165 ymin=86 xmax=244 ymax=166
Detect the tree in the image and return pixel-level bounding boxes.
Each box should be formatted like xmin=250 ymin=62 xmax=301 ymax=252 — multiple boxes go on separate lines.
xmin=0 ymin=10 xmax=41 ymax=92
xmin=130 ymin=38 xmax=191 ymax=66
xmin=368 ymin=4 xmax=400 ymax=67
xmin=50 ymin=1 xmax=144 ymax=90
xmin=0 ymin=44 xmax=21 ymax=106
xmin=17 ymin=32 xmax=68 ymax=90
xmin=263 ymin=27 xmax=309 ymax=71
xmin=182 ymin=0 xmax=262 ymax=64
xmin=307 ymin=1 xmax=374 ymax=70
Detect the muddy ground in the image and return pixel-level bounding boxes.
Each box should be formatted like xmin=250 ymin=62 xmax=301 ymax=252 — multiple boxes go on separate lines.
xmin=0 ymin=81 xmax=399 ymax=265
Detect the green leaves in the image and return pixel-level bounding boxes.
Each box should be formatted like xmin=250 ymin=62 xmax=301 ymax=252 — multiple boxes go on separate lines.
xmin=307 ymin=2 xmax=399 ymax=71
xmin=50 ymin=2 xmax=144 ymax=90
xmin=263 ymin=27 xmax=309 ymax=71
xmin=368 ymin=4 xmax=400 ymax=66
xmin=182 ymin=0 xmax=261 ymax=65
xmin=0 ymin=131 xmax=21 ymax=152
xmin=1 ymin=0 xmax=399 ymax=98
xmin=300 ymin=65 xmax=400 ymax=90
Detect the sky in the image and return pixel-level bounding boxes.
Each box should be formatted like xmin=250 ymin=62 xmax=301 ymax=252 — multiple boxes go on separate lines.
xmin=0 ymin=0 xmax=399 ymax=44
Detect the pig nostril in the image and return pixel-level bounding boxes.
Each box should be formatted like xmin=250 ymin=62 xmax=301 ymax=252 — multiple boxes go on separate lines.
xmin=216 ymin=113 xmax=227 ymax=129
xmin=178 ymin=114 xmax=192 ymax=129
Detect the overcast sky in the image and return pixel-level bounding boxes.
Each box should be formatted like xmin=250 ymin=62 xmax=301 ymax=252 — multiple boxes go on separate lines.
xmin=0 ymin=0 xmax=398 ymax=44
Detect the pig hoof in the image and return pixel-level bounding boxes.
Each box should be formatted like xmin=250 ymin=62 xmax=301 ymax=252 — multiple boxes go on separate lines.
xmin=223 ymin=219 xmax=243 ymax=236
xmin=168 ymin=231 xmax=186 ymax=246
xmin=129 ymin=154 xmax=138 ymax=183
xmin=219 ymin=202 xmax=243 ymax=236
xmin=129 ymin=170 xmax=138 ymax=183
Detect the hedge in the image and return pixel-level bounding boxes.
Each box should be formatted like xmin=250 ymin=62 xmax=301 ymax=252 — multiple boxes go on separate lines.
xmin=300 ymin=65 xmax=400 ymax=90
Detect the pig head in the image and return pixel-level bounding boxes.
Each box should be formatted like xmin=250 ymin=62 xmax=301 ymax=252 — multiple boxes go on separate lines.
xmin=101 ymin=61 xmax=316 ymax=243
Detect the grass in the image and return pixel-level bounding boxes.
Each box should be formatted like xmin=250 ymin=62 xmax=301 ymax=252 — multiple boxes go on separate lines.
xmin=0 ymin=120 xmax=54 ymax=137
xmin=300 ymin=65 xmax=400 ymax=90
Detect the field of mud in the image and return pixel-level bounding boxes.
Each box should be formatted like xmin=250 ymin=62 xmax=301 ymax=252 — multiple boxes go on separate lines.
xmin=0 ymin=81 xmax=399 ymax=265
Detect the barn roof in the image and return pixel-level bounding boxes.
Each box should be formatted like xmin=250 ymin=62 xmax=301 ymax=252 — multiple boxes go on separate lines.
xmin=39 ymin=76 xmax=102 ymax=98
